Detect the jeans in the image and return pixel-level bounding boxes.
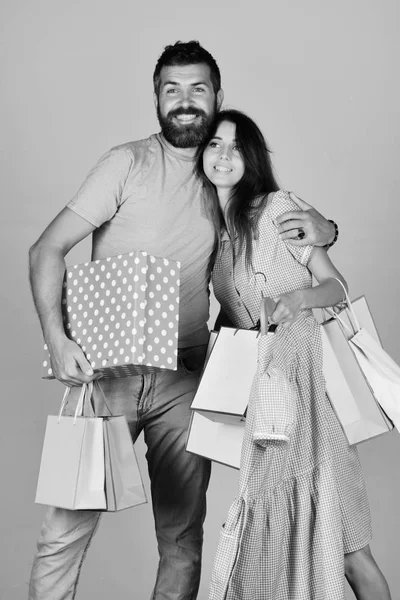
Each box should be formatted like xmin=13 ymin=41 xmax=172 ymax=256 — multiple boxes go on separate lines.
xmin=29 ymin=345 xmax=211 ymax=600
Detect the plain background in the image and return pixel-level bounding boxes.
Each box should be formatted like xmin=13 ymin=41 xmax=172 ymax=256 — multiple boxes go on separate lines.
xmin=1 ymin=0 xmax=399 ymax=598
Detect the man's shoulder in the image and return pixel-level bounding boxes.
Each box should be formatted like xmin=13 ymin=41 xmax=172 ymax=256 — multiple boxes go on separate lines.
xmin=110 ymin=134 xmax=161 ymax=161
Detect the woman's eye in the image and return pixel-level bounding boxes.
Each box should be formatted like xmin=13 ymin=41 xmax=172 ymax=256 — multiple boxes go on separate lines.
xmin=209 ymin=141 xmax=219 ymax=148
xmin=232 ymin=145 xmax=240 ymax=153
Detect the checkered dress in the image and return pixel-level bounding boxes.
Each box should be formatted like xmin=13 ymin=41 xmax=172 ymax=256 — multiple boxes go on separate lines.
xmin=209 ymin=191 xmax=372 ymax=600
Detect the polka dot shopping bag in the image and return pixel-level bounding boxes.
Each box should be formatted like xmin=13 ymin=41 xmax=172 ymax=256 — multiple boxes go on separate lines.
xmin=42 ymin=250 xmax=180 ymax=379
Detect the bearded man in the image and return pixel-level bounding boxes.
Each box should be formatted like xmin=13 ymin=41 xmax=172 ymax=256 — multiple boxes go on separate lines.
xmin=28 ymin=41 xmax=336 ymax=600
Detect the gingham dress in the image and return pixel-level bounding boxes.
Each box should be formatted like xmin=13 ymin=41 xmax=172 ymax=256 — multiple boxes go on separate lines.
xmin=209 ymin=190 xmax=372 ymax=600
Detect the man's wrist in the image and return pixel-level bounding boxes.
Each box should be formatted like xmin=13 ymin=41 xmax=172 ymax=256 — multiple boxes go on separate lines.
xmin=45 ymin=329 xmax=69 ymax=352
xmin=325 ymin=219 xmax=339 ymax=249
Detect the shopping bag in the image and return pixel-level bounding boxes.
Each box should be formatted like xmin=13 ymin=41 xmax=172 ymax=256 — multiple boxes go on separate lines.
xmin=36 ymin=383 xmax=148 ymax=511
xmin=321 ymin=281 xmax=394 ymax=445
xmin=42 ymin=250 xmax=180 ymax=379
xmin=103 ymin=417 xmax=147 ymax=511
xmin=332 ymin=283 xmax=400 ymax=431
xmin=35 ymin=384 xmax=107 ymax=510
xmin=186 ymin=411 xmax=245 ymax=469
xmin=190 ymin=327 xmax=259 ymax=424
xmin=186 ymin=329 xmax=246 ymax=469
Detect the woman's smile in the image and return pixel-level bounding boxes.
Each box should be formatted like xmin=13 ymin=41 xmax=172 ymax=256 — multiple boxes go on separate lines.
xmin=202 ymin=120 xmax=245 ymax=192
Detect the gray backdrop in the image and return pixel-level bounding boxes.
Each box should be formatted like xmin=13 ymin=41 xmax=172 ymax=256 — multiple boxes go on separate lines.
xmin=1 ymin=0 xmax=399 ymax=598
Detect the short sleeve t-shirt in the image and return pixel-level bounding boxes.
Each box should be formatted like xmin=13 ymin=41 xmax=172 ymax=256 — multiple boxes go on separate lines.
xmin=67 ymin=133 xmax=215 ymax=348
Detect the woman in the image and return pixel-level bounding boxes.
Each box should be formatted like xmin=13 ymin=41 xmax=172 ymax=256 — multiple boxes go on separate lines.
xmin=196 ymin=110 xmax=391 ymax=599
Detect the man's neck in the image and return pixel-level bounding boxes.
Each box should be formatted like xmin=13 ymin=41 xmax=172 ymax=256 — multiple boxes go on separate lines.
xmin=159 ymin=133 xmax=198 ymax=160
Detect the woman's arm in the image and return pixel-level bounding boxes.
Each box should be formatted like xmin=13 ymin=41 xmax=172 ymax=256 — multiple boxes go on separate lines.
xmin=270 ymin=247 xmax=346 ymax=327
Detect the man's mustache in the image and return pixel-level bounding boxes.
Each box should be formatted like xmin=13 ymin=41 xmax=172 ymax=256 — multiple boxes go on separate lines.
xmin=167 ymin=107 xmax=207 ymax=120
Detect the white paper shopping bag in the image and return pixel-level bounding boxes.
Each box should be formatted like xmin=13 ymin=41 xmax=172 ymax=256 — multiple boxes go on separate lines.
xmin=35 ymin=384 xmax=106 ymax=510
xmin=329 ymin=286 xmax=399 ymax=430
xmin=186 ymin=411 xmax=245 ymax=469
xmin=321 ymin=284 xmax=393 ymax=445
xmin=349 ymin=328 xmax=400 ymax=430
xmin=104 ymin=417 xmax=147 ymax=511
xmin=190 ymin=327 xmax=259 ymax=424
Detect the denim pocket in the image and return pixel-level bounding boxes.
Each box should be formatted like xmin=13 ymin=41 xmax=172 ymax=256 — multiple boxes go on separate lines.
xmin=179 ymin=344 xmax=208 ymax=375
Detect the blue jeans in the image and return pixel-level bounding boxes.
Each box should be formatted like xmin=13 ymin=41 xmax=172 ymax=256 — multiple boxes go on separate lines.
xmin=29 ymin=345 xmax=211 ymax=600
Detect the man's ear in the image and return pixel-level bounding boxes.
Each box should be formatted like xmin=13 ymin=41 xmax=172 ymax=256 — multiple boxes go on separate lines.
xmin=153 ymin=92 xmax=158 ymax=111
xmin=216 ymin=89 xmax=224 ymax=111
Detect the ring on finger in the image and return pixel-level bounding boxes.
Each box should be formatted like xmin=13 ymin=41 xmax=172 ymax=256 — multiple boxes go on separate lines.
xmin=297 ymin=228 xmax=305 ymax=240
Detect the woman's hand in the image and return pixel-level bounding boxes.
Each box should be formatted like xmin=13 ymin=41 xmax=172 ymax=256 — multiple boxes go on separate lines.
xmin=270 ymin=290 xmax=304 ymax=328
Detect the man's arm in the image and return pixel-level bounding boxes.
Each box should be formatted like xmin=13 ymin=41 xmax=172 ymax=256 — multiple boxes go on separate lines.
xmin=276 ymin=192 xmax=337 ymax=247
xmin=29 ymin=207 xmax=102 ymax=386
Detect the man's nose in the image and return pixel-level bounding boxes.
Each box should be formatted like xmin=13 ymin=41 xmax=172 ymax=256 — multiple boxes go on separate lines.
xmin=180 ymin=90 xmax=192 ymax=108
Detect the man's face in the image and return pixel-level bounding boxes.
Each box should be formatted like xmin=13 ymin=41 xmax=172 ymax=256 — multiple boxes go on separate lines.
xmin=154 ymin=63 xmax=224 ymax=149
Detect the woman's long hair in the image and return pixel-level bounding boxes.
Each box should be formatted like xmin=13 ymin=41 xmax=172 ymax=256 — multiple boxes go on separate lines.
xmin=195 ymin=109 xmax=279 ymax=270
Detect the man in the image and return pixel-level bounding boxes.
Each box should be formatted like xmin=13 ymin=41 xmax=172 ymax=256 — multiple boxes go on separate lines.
xmin=28 ymin=41 xmax=336 ymax=600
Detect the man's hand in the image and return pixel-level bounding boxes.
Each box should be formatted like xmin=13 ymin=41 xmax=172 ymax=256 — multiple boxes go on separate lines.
xmin=276 ymin=192 xmax=335 ymax=247
xmin=48 ymin=336 xmax=102 ymax=387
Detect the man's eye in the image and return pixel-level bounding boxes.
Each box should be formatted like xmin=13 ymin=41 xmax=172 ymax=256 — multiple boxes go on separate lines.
xmin=193 ymin=87 xmax=205 ymax=93
xmin=166 ymin=89 xmax=178 ymax=94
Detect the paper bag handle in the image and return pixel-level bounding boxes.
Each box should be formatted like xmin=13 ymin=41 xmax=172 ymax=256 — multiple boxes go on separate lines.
xmin=75 ymin=382 xmax=94 ymax=421
xmin=58 ymin=386 xmax=72 ymax=420
xmin=58 ymin=382 xmax=94 ymax=424
xmin=323 ymin=278 xmax=361 ymax=335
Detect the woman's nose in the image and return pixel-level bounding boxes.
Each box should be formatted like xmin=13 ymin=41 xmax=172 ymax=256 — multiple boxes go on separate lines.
xmin=219 ymin=146 xmax=232 ymax=160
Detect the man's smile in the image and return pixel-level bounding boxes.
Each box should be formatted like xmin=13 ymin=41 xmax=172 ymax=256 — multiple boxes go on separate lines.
xmin=174 ymin=114 xmax=199 ymax=124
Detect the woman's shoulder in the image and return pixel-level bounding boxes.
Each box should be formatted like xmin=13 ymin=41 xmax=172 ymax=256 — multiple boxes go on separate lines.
xmin=258 ymin=190 xmax=299 ymax=223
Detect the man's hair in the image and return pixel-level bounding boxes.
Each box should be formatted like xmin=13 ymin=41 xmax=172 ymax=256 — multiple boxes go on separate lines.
xmin=153 ymin=40 xmax=221 ymax=96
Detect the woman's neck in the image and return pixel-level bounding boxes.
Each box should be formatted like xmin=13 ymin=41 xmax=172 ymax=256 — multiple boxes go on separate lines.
xmin=217 ymin=189 xmax=231 ymax=216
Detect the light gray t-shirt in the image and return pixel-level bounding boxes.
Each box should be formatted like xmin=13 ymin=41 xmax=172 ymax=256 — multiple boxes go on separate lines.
xmin=67 ymin=133 xmax=215 ymax=348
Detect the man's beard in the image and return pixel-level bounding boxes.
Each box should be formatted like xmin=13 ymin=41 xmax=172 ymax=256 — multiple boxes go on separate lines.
xmin=157 ymin=102 xmax=217 ymax=149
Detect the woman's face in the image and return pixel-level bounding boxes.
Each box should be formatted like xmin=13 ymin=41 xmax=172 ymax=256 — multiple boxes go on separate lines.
xmin=202 ymin=121 xmax=245 ymax=193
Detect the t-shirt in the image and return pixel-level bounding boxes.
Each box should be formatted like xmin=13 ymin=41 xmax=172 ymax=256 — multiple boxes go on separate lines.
xmin=67 ymin=133 xmax=215 ymax=348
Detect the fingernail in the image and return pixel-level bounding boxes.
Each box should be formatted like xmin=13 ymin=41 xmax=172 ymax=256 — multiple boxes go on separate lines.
xmin=86 ymin=368 xmax=94 ymax=375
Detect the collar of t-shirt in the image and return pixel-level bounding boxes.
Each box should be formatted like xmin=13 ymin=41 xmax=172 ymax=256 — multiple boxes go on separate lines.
xmin=158 ymin=133 xmax=197 ymax=162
